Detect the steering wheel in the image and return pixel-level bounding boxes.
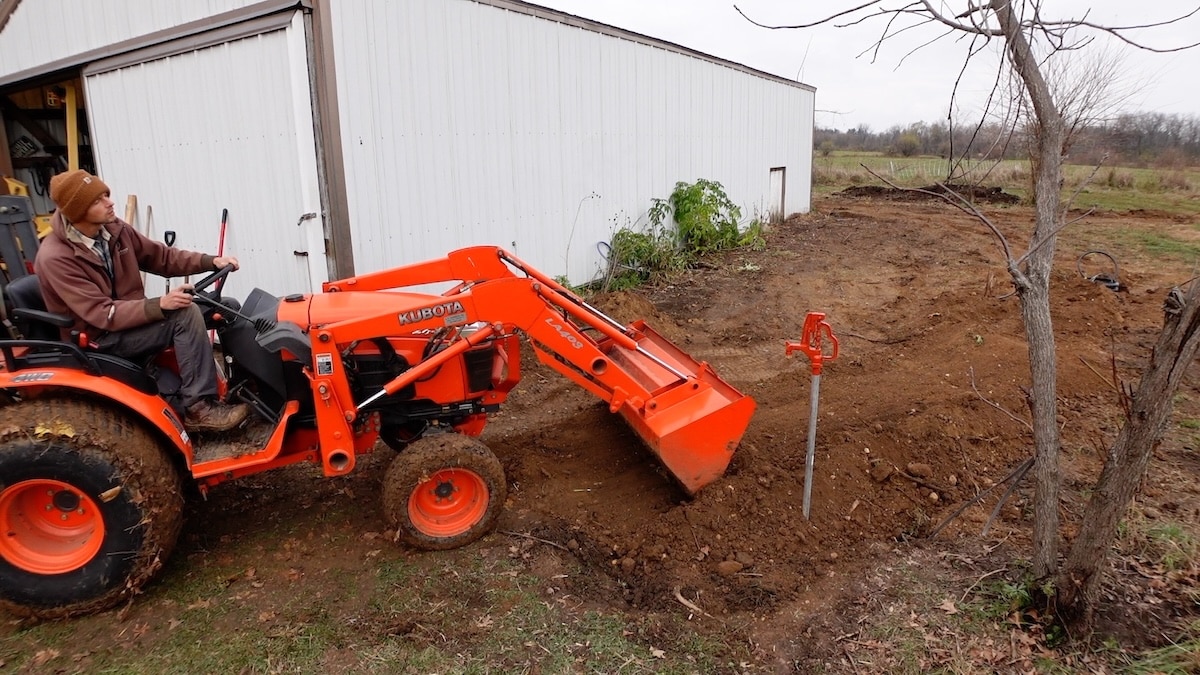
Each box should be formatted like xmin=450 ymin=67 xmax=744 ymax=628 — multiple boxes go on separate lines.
xmin=188 ymin=264 xmax=235 ymax=324
xmin=191 ymin=264 xmax=234 ymax=303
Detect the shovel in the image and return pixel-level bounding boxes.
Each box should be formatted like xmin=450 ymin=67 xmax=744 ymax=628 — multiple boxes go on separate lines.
xmin=786 ymin=312 xmax=839 ymax=520
xmin=163 ymin=230 xmax=176 ymax=294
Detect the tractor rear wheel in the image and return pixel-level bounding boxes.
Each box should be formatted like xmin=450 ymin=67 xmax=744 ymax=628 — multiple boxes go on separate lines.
xmin=0 ymin=398 xmax=183 ymax=619
xmin=382 ymin=433 xmax=505 ymax=551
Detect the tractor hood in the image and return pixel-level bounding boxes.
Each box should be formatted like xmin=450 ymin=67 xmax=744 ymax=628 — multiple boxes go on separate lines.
xmin=275 ymin=291 xmax=449 ymax=331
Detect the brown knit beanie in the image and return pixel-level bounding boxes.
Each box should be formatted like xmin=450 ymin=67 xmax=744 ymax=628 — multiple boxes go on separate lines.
xmin=49 ymin=170 xmax=110 ymax=224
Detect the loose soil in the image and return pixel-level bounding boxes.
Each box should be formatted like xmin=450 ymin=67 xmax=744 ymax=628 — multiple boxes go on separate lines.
xmin=6 ymin=194 xmax=1200 ymax=672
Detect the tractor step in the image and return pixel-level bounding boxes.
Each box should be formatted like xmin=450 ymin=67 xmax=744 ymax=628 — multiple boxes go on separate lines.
xmin=191 ymin=419 xmax=276 ymax=464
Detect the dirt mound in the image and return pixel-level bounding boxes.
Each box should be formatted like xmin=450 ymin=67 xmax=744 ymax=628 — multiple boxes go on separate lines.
xmin=840 ymin=183 xmax=1020 ymax=204
xmin=587 ymin=290 xmax=688 ymax=344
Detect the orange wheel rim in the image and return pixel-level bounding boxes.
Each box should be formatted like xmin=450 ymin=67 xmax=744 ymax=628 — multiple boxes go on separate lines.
xmin=408 ymin=469 xmax=489 ymax=537
xmin=0 ymin=479 xmax=105 ymax=574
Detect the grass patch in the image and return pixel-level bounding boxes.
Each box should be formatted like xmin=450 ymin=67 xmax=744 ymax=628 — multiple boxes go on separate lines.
xmin=1128 ymin=232 xmax=1200 ymax=260
xmin=0 ymin=546 xmax=743 ymax=674
xmin=1147 ymin=524 xmax=1199 ymax=572
xmin=1123 ymin=620 xmax=1200 ymax=674
xmin=817 ymin=152 xmax=1200 ymax=216
xmin=1100 ymin=230 xmax=1200 ymax=262
xmin=1069 ymin=189 xmax=1200 ymax=215
xmin=813 ymin=152 xmax=1028 ymax=188
xmin=1061 ymin=223 xmax=1200 ymax=269
xmin=1117 ymin=515 xmax=1199 ymax=573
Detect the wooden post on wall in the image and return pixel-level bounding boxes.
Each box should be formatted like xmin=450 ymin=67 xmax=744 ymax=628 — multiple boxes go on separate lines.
xmin=0 ymin=0 xmax=17 ymax=193
xmin=63 ymin=83 xmax=79 ymax=172
xmin=0 ymin=105 xmax=12 ymax=194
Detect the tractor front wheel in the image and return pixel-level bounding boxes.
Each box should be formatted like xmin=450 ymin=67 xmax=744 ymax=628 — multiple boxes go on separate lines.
xmin=0 ymin=399 xmax=183 ymax=619
xmin=382 ymin=433 xmax=505 ymax=551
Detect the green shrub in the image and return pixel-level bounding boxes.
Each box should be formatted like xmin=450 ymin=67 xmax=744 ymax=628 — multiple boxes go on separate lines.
xmin=602 ymin=179 xmax=762 ymax=290
xmin=602 ymin=226 xmax=681 ymax=290
xmin=668 ymin=179 xmax=744 ymax=255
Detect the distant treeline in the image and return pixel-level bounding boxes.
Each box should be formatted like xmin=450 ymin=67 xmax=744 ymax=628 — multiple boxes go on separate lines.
xmin=816 ymin=112 xmax=1200 ymax=167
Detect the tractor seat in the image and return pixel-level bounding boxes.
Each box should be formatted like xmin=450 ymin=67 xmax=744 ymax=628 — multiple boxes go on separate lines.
xmin=1 ymin=275 xmax=156 ymax=395
xmin=4 ymin=274 xmax=72 ymax=342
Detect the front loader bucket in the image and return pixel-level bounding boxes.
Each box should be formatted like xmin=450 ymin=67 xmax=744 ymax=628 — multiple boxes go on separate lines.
xmin=602 ymin=320 xmax=756 ymax=495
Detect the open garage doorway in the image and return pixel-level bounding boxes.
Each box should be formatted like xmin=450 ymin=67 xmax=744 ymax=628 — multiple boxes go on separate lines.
xmin=0 ymin=75 xmax=93 ymax=231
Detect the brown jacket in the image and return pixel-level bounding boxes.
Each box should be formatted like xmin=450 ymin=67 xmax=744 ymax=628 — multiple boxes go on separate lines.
xmin=35 ymin=212 xmax=215 ymax=339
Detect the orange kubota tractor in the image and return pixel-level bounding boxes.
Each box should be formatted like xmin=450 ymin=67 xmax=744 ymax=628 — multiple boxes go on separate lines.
xmin=0 ymin=246 xmax=755 ymax=618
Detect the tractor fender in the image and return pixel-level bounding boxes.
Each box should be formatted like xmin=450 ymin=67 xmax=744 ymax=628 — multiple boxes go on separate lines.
xmin=0 ymin=368 xmax=193 ymax=464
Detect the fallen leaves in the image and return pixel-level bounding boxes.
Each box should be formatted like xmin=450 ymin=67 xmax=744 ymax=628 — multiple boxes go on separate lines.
xmin=31 ymin=649 xmax=60 ymax=667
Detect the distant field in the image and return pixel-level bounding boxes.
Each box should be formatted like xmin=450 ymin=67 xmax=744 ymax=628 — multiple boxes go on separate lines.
xmin=813 ymin=151 xmax=1200 ymax=215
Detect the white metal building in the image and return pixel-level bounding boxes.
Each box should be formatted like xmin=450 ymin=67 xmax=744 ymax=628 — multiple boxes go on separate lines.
xmin=0 ymin=0 xmax=814 ymax=294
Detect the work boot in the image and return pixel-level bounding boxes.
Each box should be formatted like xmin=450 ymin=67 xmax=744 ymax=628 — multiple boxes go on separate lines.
xmin=184 ymin=400 xmax=250 ymax=433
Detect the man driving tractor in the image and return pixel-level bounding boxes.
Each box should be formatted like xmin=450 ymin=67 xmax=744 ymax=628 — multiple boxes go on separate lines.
xmin=35 ymin=169 xmax=249 ymax=432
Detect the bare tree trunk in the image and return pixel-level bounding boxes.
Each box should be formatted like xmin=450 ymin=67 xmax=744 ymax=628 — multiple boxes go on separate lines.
xmin=993 ymin=0 xmax=1064 ymax=580
xmin=1056 ymin=283 xmax=1200 ymax=628
xmin=1019 ymin=273 xmax=1060 ymax=577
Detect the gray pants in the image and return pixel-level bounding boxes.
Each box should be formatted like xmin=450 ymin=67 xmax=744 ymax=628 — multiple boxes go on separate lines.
xmin=94 ymin=304 xmax=216 ymax=409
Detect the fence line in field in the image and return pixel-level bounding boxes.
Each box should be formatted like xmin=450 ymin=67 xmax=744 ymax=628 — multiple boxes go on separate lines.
xmin=857 ymin=159 xmax=1020 ymax=183
xmin=820 ymin=157 xmax=1026 ymax=184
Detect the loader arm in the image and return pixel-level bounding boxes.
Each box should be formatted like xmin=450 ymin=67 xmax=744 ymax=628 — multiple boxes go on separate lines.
xmin=312 ymin=246 xmax=755 ymax=494
xmin=323 ymin=246 xmax=517 ymax=293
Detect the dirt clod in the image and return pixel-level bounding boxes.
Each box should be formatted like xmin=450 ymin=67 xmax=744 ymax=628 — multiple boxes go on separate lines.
xmin=716 ymin=560 xmax=744 ymax=576
xmin=869 ymin=463 xmax=894 ymax=482
xmin=907 ymin=462 xmax=933 ymax=477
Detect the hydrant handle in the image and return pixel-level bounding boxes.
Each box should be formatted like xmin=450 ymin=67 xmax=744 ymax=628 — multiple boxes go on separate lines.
xmin=785 ymin=312 xmax=839 ymax=375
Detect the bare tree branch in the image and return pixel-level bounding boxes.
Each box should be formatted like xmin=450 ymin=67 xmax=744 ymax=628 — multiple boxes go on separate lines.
xmin=1042 ymin=8 xmax=1200 ymax=53
xmin=1013 ymin=218 xmax=1078 ymax=268
xmin=1061 ymin=156 xmax=1107 ymax=214
xmin=969 ymin=366 xmax=1033 ymax=432
xmin=863 ymin=166 xmax=1021 ymax=275
xmin=982 ymin=458 xmax=1033 ymax=536
xmin=928 ymin=456 xmax=1034 ymax=538
xmin=741 ymin=2 xmax=1200 ymax=53
xmin=733 ymin=1 xmax=886 ymax=30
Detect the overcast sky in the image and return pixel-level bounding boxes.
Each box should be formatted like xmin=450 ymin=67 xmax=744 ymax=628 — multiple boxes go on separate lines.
xmin=530 ymin=0 xmax=1200 ymax=131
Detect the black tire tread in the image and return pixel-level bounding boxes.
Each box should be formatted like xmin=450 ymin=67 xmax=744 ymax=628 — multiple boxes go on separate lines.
xmin=382 ymin=433 xmax=506 ymax=551
xmin=0 ymin=397 xmax=183 ymax=619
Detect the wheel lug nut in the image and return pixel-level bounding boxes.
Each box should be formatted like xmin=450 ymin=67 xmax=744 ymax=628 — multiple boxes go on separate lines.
xmin=60 ymin=514 xmax=69 ymax=521
xmin=45 ymin=504 xmax=53 ymax=511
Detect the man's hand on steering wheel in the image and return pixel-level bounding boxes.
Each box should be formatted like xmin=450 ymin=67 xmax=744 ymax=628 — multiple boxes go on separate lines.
xmin=187 ymin=260 xmax=239 ymax=325
xmin=212 ymin=256 xmax=240 ymax=270
xmin=191 ymin=261 xmax=237 ymax=299
xmin=160 ymin=285 xmax=196 ymax=311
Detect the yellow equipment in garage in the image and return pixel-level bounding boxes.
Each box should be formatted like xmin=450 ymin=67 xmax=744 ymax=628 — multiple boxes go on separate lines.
xmin=2 ymin=177 xmax=52 ymax=239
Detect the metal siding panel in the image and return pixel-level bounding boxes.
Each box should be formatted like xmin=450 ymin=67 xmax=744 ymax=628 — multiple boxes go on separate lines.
xmin=332 ymin=0 xmax=811 ymax=284
xmin=84 ymin=17 xmax=324 ymax=298
xmin=0 ymin=0 xmax=259 ymax=79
